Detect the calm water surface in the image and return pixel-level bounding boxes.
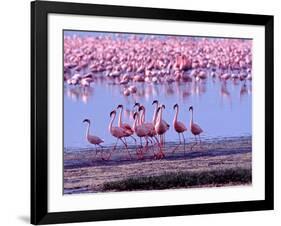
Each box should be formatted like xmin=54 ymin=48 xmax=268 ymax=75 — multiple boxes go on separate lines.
xmin=64 ymin=76 xmax=252 ymax=149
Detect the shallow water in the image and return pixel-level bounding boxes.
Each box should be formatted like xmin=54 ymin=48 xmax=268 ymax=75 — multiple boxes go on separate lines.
xmin=64 ymin=76 xmax=251 ymax=149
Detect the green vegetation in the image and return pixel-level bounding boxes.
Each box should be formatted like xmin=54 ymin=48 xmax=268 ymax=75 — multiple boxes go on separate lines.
xmin=102 ymin=168 xmax=251 ymax=191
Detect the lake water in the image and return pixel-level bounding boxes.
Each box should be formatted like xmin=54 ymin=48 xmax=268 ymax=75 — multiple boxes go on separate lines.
xmin=64 ymin=76 xmax=252 ymax=149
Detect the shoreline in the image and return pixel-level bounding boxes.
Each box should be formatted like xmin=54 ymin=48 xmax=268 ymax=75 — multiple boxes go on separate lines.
xmin=64 ymin=136 xmax=252 ymax=194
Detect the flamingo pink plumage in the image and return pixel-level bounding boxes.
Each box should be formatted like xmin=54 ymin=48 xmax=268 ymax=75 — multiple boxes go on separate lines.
xmin=108 ymin=110 xmax=132 ymax=160
xmin=173 ymin=104 xmax=187 ymax=154
xmin=132 ymin=112 xmax=151 ymax=158
xmin=117 ymin=104 xmax=136 ymax=144
xmin=138 ymin=105 xmax=160 ymax=152
xmin=83 ymin=119 xmax=105 ymax=159
xmin=154 ymin=105 xmax=169 ymax=159
xmin=152 ymin=100 xmax=169 ymax=143
xmin=189 ymin=106 xmax=203 ymax=149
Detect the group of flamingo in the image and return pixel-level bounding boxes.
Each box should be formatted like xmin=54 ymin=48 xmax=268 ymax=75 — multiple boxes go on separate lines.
xmin=83 ymin=100 xmax=203 ymax=160
xmin=64 ymin=34 xmax=252 ymax=97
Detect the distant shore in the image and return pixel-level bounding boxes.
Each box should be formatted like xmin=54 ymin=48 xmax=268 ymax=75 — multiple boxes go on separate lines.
xmin=64 ymin=136 xmax=252 ymax=194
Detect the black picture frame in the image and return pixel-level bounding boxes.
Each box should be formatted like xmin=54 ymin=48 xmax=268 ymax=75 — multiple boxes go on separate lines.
xmin=31 ymin=0 xmax=274 ymax=224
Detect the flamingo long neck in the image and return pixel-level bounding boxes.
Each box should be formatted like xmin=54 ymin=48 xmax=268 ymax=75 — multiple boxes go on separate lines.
xmin=141 ymin=107 xmax=146 ymax=123
xmin=157 ymin=108 xmax=163 ymax=124
xmin=138 ymin=113 xmax=142 ymax=126
xmin=118 ymin=107 xmax=123 ymax=127
xmin=173 ymin=106 xmax=179 ymax=125
xmin=86 ymin=122 xmax=90 ymax=139
xmin=152 ymin=104 xmax=158 ymax=125
xmin=109 ymin=113 xmax=115 ymax=132
xmin=190 ymin=109 xmax=194 ymax=127
xmin=133 ymin=114 xmax=138 ymax=131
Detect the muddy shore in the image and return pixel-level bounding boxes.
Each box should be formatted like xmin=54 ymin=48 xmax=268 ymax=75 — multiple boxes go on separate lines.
xmin=64 ymin=136 xmax=252 ymax=194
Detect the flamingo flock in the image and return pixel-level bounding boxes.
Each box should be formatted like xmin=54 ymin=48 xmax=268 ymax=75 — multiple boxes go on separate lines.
xmin=83 ymin=102 xmax=203 ymax=160
xmin=69 ymin=33 xmax=250 ymax=160
xmin=64 ymin=34 xmax=252 ymax=98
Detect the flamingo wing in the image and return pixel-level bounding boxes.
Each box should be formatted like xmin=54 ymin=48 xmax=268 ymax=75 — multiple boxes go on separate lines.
xmin=191 ymin=123 xmax=203 ymax=135
xmin=135 ymin=125 xmax=149 ymax=137
xmin=122 ymin=123 xmax=134 ymax=133
xmin=111 ymin=127 xmax=127 ymax=138
xmin=143 ymin=122 xmax=154 ymax=131
xmin=88 ymin=135 xmax=104 ymax=145
xmin=175 ymin=121 xmax=187 ymax=133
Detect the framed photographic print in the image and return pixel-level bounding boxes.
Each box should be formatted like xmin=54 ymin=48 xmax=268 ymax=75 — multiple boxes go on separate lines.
xmin=31 ymin=0 xmax=274 ymax=224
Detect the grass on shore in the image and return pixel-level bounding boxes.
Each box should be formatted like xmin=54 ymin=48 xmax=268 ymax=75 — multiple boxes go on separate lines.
xmin=102 ymin=168 xmax=251 ymax=191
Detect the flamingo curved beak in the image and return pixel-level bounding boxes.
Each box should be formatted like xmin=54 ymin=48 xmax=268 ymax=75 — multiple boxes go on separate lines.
xmin=156 ymin=107 xmax=161 ymax=113
xmin=83 ymin=119 xmax=90 ymax=123
xmin=133 ymin=112 xmax=138 ymax=119
xmin=110 ymin=110 xmax=116 ymax=117
xmin=152 ymin=100 xmax=158 ymax=105
xmin=189 ymin=106 xmax=193 ymax=111
xmin=117 ymin=104 xmax=123 ymax=109
xmin=133 ymin=102 xmax=140 ymax=108
xmin=138 ymin=105 xmax=144 ymax=112
xmin=173 ymin=104 xmax=178 ymax=109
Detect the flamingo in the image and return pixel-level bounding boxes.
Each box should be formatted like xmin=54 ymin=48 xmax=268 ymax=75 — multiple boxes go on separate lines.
xmin=188 ymin=106 xmax=203 ymax=150
xmin=134 ymin=103 xmax=157 ymax=139
xmin=82 ymin=119 xmax=105 ymax=159
xmin=152 ymin=100 xmax=169 ymax=143
xmin=116 ymin=104 xmax=136 ymax=144
xmin=173 ymin=104 xmax=187 ymax=154
xmin=138 ymin=105 xmax=160 ymax=152
xmin=155 ymin=105 xmax=169 ymax=158
xmin=132 ymin=112 xmax=151 ymax=159
xmin=108 ymin=110 xmax=132 ymax=160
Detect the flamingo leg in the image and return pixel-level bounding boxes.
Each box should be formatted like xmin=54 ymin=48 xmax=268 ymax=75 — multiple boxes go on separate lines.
xmin=120 ymin=138 xmax=131 ymax=160
xmin=190 ymin=136 xmax=197 ymax=151
xmin=198 ymin=135 xmax=202 ymax=144
xmin=182 ymin=133 xmax=186 ymax=155
xmin=135 ymin=137 xmax=144 ymax=160
xmin=98 ymin=144 xmax=105 ymax=160
xmin=152 ymin=136 xmax=160 ymax=155
xmin=146 ymin=137 xmax=154 ymax=152
xmin=113 ymin=139 xmax=119 ymax=150
xmin=142 ymin=136 xmax=150 ymax=155
xmin=130 ymin=135 xmax=137 ymax=145
xmin=178 ymin=133 xmax=181 ymax=144
xmin=123 ymin=137 xmax=127 ymax=151
xmin=107 ymin=139 xmax=119 ymax=160
xmin=136 ymin=137 xmax=143 ymax=159
xmin=172 ymin=133 xmax=180 ymax=154
xmin=94 ymin=145 xmax=98 ymax=159
xmin=173 ymin=132 xmax=182 ymax=154
xmin=155 ymin=135 xmax=165 ymax=159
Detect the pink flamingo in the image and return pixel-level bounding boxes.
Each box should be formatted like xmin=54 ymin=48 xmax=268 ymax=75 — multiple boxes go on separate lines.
xmin=189 ymin=106 xmax=203 ymax=150
xmin=132 ymin=112 xmax=151 ymax=159
xmin=138 ymin=105 xmax=161 ymax=151
xmin=82 ymin=119 xmax=105 ymax=159
xmin=152 ymin=100 xmax=169 ymax=143
xmin=173 ymin=104 xmax=187 ymax=154
xmin=108 ymin=110 xmax=131 ymax=160
xmin=155 ymin=105 xmax=169 ymax=158
xmin=116 ymin=104 xmax=136 ymax=144
xmin=134 ymin=103 xmax=157 ymax=141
